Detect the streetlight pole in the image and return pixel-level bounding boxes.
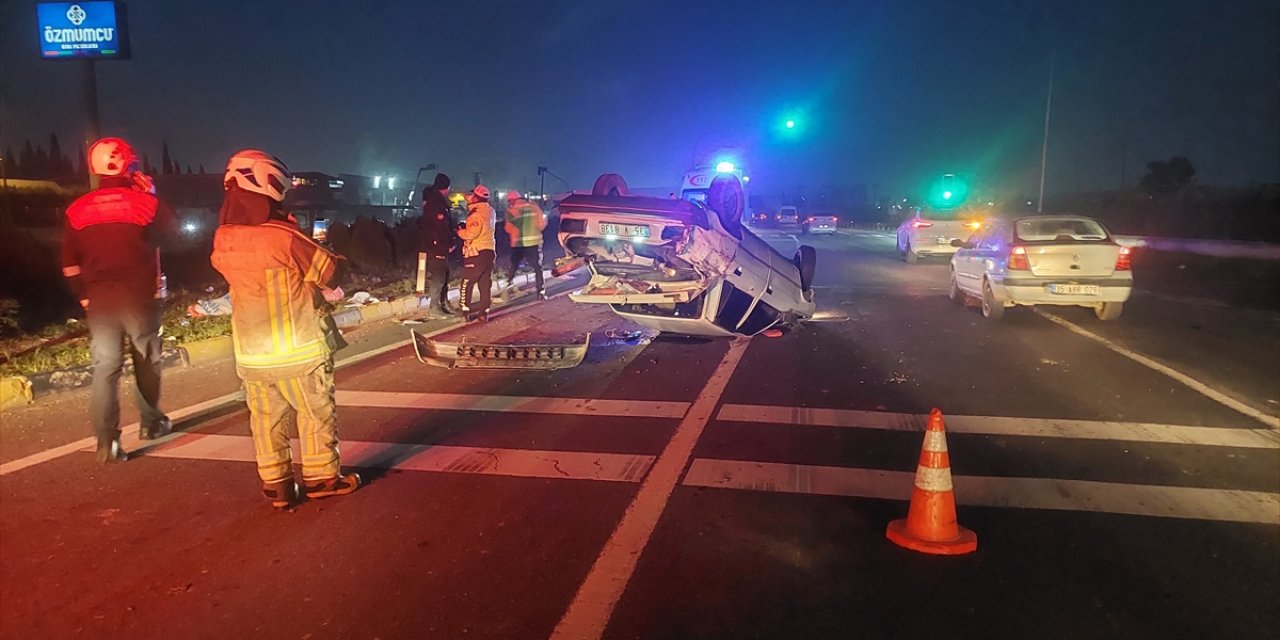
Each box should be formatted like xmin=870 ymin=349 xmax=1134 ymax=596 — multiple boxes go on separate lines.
xmin=1037 ymin=51 xmax=1055 ymax=213
xmin=83 ymin=59 xmax=102 ymax=188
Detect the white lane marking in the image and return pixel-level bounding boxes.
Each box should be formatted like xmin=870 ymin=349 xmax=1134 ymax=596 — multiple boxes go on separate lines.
xmin=338 ymin=390 xmax=689 ymax=419
xmin=683 ymin=459 xmax=1280 ymax=525
xmin=0 ymin=392 xmax=242 ymax=476
xmin=0 ymin=289 xmax=583 ymax=477
xmin=551 ymin=338 xmax=751 ymax=640
xmin=1035 ymin=310 xmax=1280 ymax=429
xmin=142 ymin=433 xmax=655 ymax=483
xmin=716 ymin=404 xmax=1280 ymax=449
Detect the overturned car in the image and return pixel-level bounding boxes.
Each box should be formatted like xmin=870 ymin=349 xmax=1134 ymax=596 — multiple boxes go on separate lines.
xmin=555 ymin=173 xmax=816 ymax=337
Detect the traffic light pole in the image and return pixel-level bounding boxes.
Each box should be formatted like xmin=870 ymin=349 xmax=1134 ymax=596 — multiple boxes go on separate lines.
xmin=83 ymin=59 xmax=102 ymax=187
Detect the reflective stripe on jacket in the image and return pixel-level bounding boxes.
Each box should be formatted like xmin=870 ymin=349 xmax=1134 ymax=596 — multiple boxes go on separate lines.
xmin=211 ymin=220 xmax=343 ymax=381
xmin=504 ymin=199 xmax=547 ymax=248
xmin=458 ymin=202 xmax=496 ymax=257
xmin=61 ymin=186 xmax=164 ymax=301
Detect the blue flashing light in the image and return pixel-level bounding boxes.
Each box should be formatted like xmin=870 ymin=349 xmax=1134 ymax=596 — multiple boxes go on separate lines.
xmin=785 ymin=120 xmax=796 ymax=129
xmin=715 ymin=161 xmax=736 ymax=174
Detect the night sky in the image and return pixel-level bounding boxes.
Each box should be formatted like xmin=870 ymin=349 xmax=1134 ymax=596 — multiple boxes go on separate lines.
xmin=2 ymin=0 xmax=1277 ymax=199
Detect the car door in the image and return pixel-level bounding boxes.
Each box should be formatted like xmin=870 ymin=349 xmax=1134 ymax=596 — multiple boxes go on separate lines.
xmin=954 ymin=227 xmax=986 ymax=292
xmin=976 ymin=222 xmax=1009 ymax=282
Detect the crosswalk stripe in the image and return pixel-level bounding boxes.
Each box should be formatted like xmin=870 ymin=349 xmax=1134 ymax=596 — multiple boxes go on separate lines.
xmin=717 ymin=404 xmax=1280 ymax=449
xmin=338 ymin=390 xmax=690 ymax=419
xmin=682 ymin=458 xmax=1280 ymax=525
xmin=143 ymin=433 xmax=656 ymax=483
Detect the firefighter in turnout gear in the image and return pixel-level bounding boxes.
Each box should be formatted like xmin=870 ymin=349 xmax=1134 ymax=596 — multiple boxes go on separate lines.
xmin=62 ymin=137 xmax=174 ymax=463
xmin=457 ymin=184 xmax=497 ymax=321
xmin=503 ymin=191 xmax=548 ymax=299
xmin=210 ymin=149 xmax=360 ymax=508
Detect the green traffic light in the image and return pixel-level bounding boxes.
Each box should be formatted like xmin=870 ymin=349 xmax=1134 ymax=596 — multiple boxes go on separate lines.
xmin=927 ymin=174 xmax=968 ymax=209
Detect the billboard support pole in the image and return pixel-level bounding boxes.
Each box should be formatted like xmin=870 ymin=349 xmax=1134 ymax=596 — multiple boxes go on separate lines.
xmin=83 ymin=59 xmax=101 ymax=187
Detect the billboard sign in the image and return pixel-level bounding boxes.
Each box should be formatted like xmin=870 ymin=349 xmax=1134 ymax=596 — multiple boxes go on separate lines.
xmin=38 ymin=2 xmax=130 ymax=59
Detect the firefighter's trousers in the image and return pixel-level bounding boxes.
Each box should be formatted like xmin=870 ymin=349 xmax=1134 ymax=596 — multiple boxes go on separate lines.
xmin=242 ymin=360 xmax=341 ymax=483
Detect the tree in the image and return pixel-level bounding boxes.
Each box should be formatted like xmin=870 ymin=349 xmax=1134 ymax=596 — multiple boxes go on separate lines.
xmin=198 ymin=163 xmax=206 ymax=175
xmin=142 ymin=154 xmax=156 ymax=175
xmin=2 ymin=146 xmax=15 ymax=177
xmin=32 ymin=144 xmax=50 ymax=178
xmin=1139 ymin=156 xmax=1196 ymax=199
xmin=161 ymin=142 xmax=174 ymax=175
xmin=19 ymin=140 xmax=36 ymax=178
xmin=185 ymin=165 xmax=193 ymax=175
xmin=48 ymin=133 xmax=69 ymax=177
xmin=75 ymin=146 xmax=88 ymax=177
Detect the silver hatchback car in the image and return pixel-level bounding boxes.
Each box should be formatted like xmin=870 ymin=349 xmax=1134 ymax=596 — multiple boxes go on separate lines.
xmin=949 ymin=215 xmax=1133 ymax=320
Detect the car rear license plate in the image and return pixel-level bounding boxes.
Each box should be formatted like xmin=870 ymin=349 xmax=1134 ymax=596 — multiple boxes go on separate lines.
xmin=600 ymin=223 xmax=650 ymax=238
xmin=936 ymin=237 xmax=951 ymax=244
xmin=1049 ymin=284 xmax=1100 ymax=295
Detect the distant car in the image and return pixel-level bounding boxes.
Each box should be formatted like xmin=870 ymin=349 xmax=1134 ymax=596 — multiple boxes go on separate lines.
xmin=751 ymin=210 xmax=777 ymax=227
xmin=556 ymin=173 xmax=817 ymax=337
xmin=948 ymin=215 xmax=1133 ymax=321
xmin=802 ymin=211 xmax=839 ymax=235
xmin=896 ymin=210 xmax=982 ymax=263
xmin=777 ymin=206 xmax=799 ymax=226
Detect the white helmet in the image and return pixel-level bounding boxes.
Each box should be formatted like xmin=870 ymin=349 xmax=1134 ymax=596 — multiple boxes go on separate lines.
xmin=224 ymin=149 xmax=291 ymax=201
xmin=88 ymin=137 xmax=137 ymax=177
xmin=471 ymin=184 xmax=491 ymax=200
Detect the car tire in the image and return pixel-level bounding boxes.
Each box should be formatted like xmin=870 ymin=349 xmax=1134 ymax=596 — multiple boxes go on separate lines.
xmin=795 ymin=245 xmax=817 ymax=293
xmin=981 ymin=280 xmax=1004 ymax=320
xmin=706 ymin=175 xmax=745 ymax=239
xmin=591 ymin=173 xmax=629 ymax=196
xmin=905 ymin=245 xmax=919 ymax=264
xmin=1095 ymin=301 xmax=1123 ymax=321
xmin=949 ymin=271 xmax=965 ymax=304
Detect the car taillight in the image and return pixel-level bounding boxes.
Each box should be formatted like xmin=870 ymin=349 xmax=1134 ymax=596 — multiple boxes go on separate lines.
xmin=1116 ymin=246 xmax=1132 ymax=271
xmin=806 ymin=217 xmax=815 ymax=223
xmin=911 ymin=220 xmax=933 ymax=229
xmin=1008 ymin=245 xmax=1030 ymax=270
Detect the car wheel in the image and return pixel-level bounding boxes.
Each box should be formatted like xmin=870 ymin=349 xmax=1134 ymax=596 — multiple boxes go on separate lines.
xmin=706 ymin=176 xmax=745 ymax=239
xmin=981 ymin=280 xmax=1004 ymax=320
xmin=905 ymin=245 xmax=919 ymax=264
xmin=795 ymin=245 xmax=817 ymax=293
xmin=591 ymin=173 xmax=629 ymax=196
xmin=1095 ymin=301 xmax=1123 ymax=321
xmin=949 ymin=271 xmax=965 ymax=304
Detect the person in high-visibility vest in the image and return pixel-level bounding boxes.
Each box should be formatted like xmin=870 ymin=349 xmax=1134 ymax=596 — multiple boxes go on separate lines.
xmin=503 ymin=191 xmax=548 ymax=299
xmin=210 ymin=149 xmax=360 ymax=509
xmin=61 ymin=137 xmax=174 ymax=463
xmin=457 ymin=184 xmax=497 ymax=322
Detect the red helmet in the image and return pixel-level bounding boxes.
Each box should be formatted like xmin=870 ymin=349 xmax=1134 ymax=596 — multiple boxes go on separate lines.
xmin=87 ymin=137 xmax=137 ymax=177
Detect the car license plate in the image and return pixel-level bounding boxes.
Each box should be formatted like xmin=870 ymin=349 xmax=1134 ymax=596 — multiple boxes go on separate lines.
xmin=936 ymin=237 xmax=951 ymax=244
xmin=600 ymin=223 xmax=650 ymax=238
xmin=1049 ymin=284 xmax=1100 ymax=295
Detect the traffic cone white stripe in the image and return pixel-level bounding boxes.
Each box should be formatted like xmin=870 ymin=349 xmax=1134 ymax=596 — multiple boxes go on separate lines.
xmin=922 ymin=430 xmax=948 ymax=453
xmin=914 ymin=464 xmax=954 ymax=492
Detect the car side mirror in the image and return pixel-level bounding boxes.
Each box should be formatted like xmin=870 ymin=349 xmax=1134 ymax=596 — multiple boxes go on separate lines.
xmin=950 ymin=239 xmax=967 ymax=248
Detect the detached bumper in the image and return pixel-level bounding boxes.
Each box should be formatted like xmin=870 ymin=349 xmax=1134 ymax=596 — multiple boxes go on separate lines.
xmin=411 ymin=330 xmax=590 ymax=370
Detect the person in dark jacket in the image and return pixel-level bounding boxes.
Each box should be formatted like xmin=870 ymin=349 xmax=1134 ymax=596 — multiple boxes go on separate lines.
xmin=61 ymin=137 xmax=174 ymax=463
xmin=417 ymin=172 xmax=455 ymax=315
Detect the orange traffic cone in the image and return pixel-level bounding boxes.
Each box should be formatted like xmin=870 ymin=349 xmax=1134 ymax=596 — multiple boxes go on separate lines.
xmin=886 ymin=408 xmax=977 ymax=555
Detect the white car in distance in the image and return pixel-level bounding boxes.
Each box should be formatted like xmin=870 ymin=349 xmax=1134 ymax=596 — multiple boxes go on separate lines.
xmin=897 ymin=210 xmax=981 ymax=263
xmin=949 ymin=215 xmax=1133 ymax=320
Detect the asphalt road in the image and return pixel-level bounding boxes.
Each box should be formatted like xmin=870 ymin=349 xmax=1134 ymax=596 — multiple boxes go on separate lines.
xmin=2 ymin=227 xmax=1277 ymax=639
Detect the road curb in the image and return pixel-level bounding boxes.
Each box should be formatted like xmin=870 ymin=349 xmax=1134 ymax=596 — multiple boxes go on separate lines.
xmin=0 ymin=376 xmax=34 ymax=410
xmin=179 ymin=336 xmax=234 ymax=366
